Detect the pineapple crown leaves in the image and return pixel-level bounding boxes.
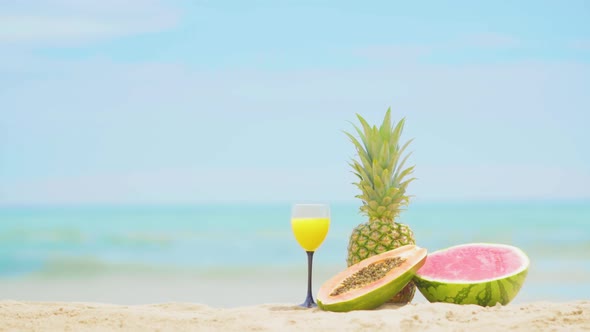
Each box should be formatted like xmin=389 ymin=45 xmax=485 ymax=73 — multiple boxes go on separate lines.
xmin=344 ymin=107 xmax=416 ymax=222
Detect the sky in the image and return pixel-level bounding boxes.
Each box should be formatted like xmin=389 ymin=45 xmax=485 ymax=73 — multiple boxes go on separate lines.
xmin=1 ymin=0 xmax=589 ymax=205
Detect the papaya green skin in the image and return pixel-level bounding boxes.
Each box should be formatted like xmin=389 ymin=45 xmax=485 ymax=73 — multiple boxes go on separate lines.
xmin=317 ymin=268 xmax=417 ymax=312
xmin=414 ymin=268 xmax=528 ymax=306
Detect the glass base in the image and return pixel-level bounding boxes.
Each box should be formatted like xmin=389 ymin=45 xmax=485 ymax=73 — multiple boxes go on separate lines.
xmin=300 ymin=296 xmax=317 ymax=308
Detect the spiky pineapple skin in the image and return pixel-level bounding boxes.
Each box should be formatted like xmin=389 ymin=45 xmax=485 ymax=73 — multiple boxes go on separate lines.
xmin=347 ymin=220 xmax=417 ymax=303
xmin=345 ymin=108 xmax=418 ymax=303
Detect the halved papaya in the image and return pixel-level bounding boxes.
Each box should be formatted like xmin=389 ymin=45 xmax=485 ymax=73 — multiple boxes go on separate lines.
xmin=317 ymin=245 xmax=427 ymax=312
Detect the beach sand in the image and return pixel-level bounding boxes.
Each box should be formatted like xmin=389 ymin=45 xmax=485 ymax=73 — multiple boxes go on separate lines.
xmin=1 ymin=268 xmax=589 ymax=331
xmin=1 ymin=273 xmax=589 ymax=331
xmin=1 ymin=300 xmax=588 ymax=331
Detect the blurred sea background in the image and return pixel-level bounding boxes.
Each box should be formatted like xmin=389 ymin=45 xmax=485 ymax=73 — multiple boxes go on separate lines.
xmin=1 ymin=201 xmax=588 ymax=306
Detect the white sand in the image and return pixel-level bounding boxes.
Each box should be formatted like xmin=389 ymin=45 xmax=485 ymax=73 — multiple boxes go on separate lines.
xmin=0 ymin=300 xmax=588 ymax=331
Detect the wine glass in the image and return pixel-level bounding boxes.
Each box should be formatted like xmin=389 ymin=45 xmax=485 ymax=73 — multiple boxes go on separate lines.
xmin=291 ymin=203 xmax=330 ymax=308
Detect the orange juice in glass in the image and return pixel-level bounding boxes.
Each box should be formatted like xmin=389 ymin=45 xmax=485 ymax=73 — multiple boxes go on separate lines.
xmin=291 ymin=204 xmax=330 ymax=308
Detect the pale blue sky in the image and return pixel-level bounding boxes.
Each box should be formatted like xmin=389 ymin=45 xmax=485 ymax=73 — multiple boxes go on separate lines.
xmin=1 ymin=1 xmax=589 ymax=205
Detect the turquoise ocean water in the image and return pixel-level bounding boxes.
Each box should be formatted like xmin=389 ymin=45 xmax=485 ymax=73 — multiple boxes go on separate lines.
xmin=1 ymin=201 xmax=589 ymax=301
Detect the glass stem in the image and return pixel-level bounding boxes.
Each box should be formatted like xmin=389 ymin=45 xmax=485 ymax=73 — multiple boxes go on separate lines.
xmin=302 ymin=251 xmax=316 ymax=307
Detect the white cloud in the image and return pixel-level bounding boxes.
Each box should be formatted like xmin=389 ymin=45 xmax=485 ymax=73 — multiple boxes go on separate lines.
xmin=353 ymin=33 xmax=522 ymax=64
xmin=0 ymin=0 xmax=180 ymax=45
xmin=413 ymin=165 xmax=590 ymax=202
xmin=460 ymin=33 xmax=521 ymax=49
xmin=570 ymin=39 xmax=590 ymax=51
xmin=353 ymin=44 xmax=433 ymax=62
xmin=0 ymin=167 xmax=351 ymax=205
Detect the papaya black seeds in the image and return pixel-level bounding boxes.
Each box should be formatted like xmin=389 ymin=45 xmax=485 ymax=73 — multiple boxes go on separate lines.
xmin=330 ymin=257 xmax=406 ymax=297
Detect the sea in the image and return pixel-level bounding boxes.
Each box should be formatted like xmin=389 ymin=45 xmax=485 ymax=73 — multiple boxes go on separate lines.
xmin=1 ymin=201 xmax=589 ymax=302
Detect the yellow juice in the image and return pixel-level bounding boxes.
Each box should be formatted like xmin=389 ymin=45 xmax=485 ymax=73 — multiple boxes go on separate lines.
xmin=291 ymin=217 xmax=330 ymax=251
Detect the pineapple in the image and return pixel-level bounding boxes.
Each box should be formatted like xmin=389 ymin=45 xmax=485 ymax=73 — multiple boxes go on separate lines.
xmin=345 ymin=108 xmax=417 ymax=303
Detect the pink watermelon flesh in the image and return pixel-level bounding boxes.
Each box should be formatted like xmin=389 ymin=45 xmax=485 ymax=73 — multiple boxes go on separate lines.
xmin=414 ymin=243 xmax=529 ymax=306
xmin=418 ymin=244 xmax=525 ymax=281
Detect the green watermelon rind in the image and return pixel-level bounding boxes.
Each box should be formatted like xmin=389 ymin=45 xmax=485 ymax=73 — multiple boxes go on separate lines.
xmin=413 ymin=244 xmax=530 ymax=306
xmin=317 ymin=266 xmax=417 ymax=312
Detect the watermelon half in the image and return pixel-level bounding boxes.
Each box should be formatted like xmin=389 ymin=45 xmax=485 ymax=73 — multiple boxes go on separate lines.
xmin=414 ymin=243 xmax=529 ymax=306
